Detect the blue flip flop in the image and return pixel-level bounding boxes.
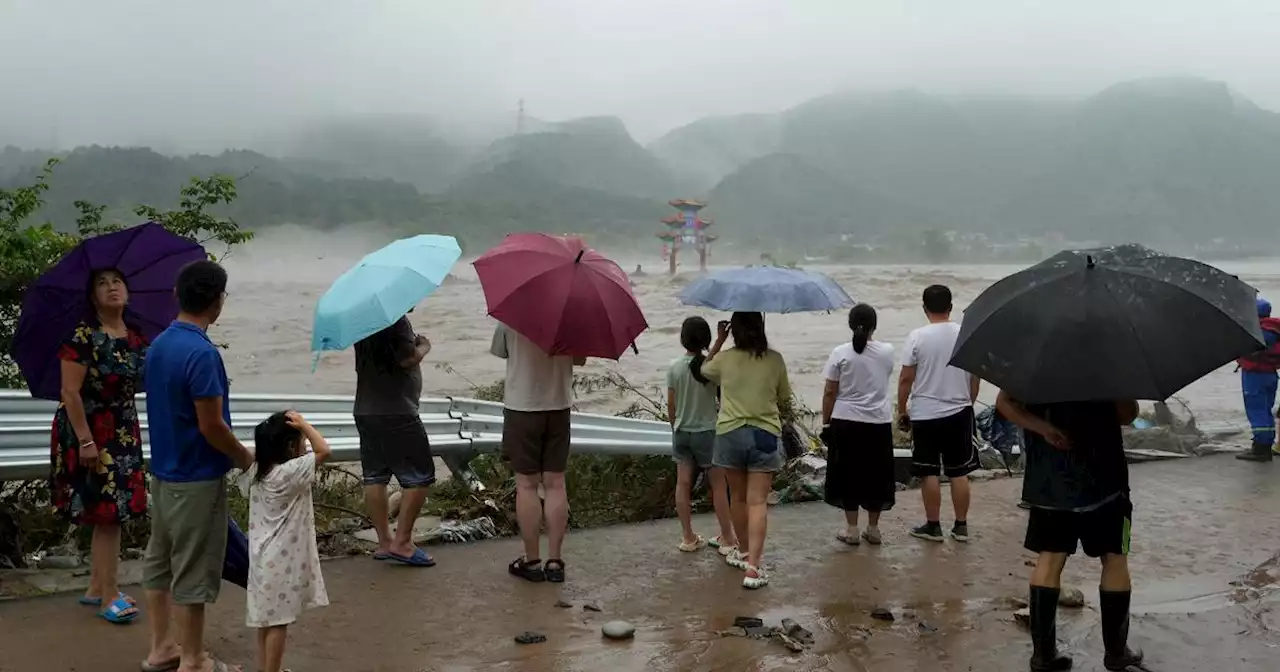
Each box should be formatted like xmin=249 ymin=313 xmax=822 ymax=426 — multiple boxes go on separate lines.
xmin=99 ymin=594 xmax=139 ymax=624
xmin=80 ymin=591 xmax=132 ymax=607
xmin=386 ymin=548 xmax=436 ymax=567
xmin=372 ymin=551 xmax=390 ymax=561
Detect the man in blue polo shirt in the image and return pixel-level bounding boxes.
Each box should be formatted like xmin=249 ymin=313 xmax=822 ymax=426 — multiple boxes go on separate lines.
xmin=142 ymin=260 xmax=253 ymax=672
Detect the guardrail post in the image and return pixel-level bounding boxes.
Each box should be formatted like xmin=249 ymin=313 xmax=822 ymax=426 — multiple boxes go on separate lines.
xmin=441 ymin=452 xmax=484 ymax=492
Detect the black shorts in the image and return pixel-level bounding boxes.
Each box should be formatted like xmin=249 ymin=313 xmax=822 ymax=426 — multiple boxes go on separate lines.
xmin=823 ymin=419 xmax=896 ymax=513
xmin=909 ymin=407 xmax=979 ymax=478
xmin=1024 ymin=496 xmax=1132 ymax=558
xmin=354 ymin=414 xmax=436 ymax=488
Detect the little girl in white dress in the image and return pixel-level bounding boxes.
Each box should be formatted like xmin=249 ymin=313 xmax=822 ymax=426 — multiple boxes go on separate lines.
xmin=245 ymin=410 xmax=331 ymax=672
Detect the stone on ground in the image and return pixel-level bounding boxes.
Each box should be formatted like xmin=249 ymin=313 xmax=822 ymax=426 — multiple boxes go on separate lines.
xmin=601 ymin=620 xmax=636 ymax=640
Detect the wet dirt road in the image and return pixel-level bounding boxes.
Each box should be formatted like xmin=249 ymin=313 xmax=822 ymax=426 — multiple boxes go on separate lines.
xmin=2 ymin=455 xmax=1278 ymax=671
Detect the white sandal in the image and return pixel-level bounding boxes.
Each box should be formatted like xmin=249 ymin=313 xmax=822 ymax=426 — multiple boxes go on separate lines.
xmin=678 ymin=535 xmax=707 ymax=552
xmin=743 ymin=565 xmax=770 ymax=589
xmin=709 ymin=536 xmax=738 ymax=556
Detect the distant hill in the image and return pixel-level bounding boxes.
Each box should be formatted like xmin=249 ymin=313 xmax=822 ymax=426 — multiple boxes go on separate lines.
xmin=447 ymin=157 xmax=666 ymax=236
xmin=458 ymin=116 xmax=678 ymax=200
xmin=999 ymin=77 xmax=1280 ymax=244
xmin=267 ymin=115 xmax=477 ymax=193
xmin=7 ymin=76 xmax=1280 ymax=250
xmin=647 ymin=113 xmax=781 ymax=192
xmin=708 ymin=153 xmax=937 ymax=242
xmin=657 ymin=76 xmax=1280 ymax=246
xmin=0 ymin=146 xmax=463 ymax=239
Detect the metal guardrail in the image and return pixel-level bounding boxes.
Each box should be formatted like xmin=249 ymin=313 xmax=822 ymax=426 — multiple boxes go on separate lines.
xmin=1 ymin=389 xmax=917 ymax=482
xmin=0 ymin=390 xmax=681 ymax=481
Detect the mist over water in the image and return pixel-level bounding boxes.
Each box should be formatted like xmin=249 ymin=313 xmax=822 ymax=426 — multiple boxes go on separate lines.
xmin=218 ymin=229 xmax=1278 ymax=425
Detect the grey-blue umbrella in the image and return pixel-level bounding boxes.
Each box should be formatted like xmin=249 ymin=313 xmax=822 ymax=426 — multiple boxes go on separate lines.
xmin=678 ymin=266 xmax=854 ymax=313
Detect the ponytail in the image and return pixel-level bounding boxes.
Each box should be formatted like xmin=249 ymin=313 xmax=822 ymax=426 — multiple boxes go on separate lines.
xmin=848 ymin=303 xmax=877 ymax=355
xmin=680 ymin=316 xmax=713 ymax=384
xmin=852 ymin=324 xmax=869 ymax=354
xmin=689 ymin=353 xmax=710 ymax=385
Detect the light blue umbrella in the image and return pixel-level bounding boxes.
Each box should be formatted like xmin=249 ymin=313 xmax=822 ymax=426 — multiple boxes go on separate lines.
xmin=311 ymin=234 xmax=461 ymax=355
xmin=678 ymin=266 xmax=854 ymax=313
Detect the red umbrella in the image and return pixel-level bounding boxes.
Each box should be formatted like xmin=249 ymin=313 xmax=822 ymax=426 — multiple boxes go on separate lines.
xmin=473 ymin=233 xmax=648 ymax=359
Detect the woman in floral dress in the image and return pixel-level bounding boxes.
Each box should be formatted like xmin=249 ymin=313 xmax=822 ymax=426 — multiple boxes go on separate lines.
xmin=50 ymin=269 xmax=148 ymax=624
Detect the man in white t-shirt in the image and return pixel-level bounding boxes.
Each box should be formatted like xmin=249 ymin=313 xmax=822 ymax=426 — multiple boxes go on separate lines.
xmin=896 ymin=285 xmax=980 ymax=544
xmin=491 ymin=322 xmax=584 ymax=584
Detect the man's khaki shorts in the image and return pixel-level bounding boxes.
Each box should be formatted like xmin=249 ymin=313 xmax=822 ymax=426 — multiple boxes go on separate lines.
xmin=142 ymin=478 xmax=228 ymax=605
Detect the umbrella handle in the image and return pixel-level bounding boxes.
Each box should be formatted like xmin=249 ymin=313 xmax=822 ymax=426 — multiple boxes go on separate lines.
xmin=631 ymin=342 xmax=639 ymax=355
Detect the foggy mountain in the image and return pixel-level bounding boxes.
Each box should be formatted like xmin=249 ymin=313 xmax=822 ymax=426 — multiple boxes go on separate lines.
xmin=453 ymin=116 xmax=678 ymax=200
xmin=647 ymin=114 xmax=782 ymax=193
xmin=5 ymin=76 xmax=1280 ymax=251
xmin=655 ymin=76 xmax=1280 ymax=246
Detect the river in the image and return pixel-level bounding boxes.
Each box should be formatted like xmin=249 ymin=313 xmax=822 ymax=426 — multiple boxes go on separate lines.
xmin=217 ymin=227 xmax=1280 ymax=427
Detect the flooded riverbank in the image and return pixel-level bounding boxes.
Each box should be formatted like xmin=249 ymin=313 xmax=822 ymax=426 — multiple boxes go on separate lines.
xmin=217 ymin=229 xmax=1280 ymax=427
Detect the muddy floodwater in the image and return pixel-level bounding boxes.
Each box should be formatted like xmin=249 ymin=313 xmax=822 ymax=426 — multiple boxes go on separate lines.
xmin=217 ymin=230 xmax=1280 ymax=427
xmin=1 ymin=455 xmax=1277 ymax=670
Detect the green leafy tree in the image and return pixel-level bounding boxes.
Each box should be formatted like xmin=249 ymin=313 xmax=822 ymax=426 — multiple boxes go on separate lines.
xmin=134 ymin=175 xmax=254 ymax=260
xmin=0 ymin=163 xmax=252 ymax=389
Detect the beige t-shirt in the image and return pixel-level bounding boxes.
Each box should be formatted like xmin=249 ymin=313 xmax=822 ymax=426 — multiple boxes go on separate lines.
xmin=490 ymin=323 xmax=574 ymax=412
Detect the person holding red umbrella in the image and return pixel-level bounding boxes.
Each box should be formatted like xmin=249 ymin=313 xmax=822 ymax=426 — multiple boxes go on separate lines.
xmin=475 ymin=233 xmax=647 ymax=583
xmin=490 ymin=322 xmax=584 ymax=583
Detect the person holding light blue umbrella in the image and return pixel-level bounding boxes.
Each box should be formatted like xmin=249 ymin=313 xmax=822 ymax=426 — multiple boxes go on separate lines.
xmin=311 ymin=234 xmax=461 ymax=568
xmin=311 ymin=234 xmax=462 ymax=355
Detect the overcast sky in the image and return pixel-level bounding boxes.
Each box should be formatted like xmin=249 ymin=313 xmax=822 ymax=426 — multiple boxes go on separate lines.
xmin=3 ymin=0 xmax=1279 ymax=151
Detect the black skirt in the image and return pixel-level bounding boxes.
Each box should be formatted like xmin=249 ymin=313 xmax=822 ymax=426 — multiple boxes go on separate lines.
xmin=823 ymin=419 xmax=896 ymax=512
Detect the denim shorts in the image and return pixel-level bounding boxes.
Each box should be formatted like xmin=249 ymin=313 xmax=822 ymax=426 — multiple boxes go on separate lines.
xmin=712 ymin=425 xmax=785 ymax=473
xmin=672 ymin=430 xmax=715 ymax=468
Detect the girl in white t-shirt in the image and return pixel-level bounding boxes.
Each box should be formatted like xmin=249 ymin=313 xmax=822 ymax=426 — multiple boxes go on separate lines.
xmin=245 ymin=411 xmax=332 ymax=672
xmin=819 ymin=303 xmax=897 ymax=546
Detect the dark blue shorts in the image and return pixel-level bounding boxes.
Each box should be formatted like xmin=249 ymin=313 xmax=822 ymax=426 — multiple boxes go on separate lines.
xmin=354 ymin=414 xmax=436 ymax=488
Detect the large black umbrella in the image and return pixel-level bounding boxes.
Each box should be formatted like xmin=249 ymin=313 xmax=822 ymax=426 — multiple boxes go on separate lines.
xmin=950 ymin=244 xmax=1264 ymax=404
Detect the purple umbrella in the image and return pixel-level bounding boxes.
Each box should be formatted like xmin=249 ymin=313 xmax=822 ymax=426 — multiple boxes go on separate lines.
xmin=11 ymin=222 xmax=207 ymax=400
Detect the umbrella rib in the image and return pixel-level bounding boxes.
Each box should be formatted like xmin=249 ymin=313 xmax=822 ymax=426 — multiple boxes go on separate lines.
xmin=121 ymin=243 xmax=204 ymax=280
xmin=111 ymin=224 xmax=149 ymax=269
xmin=1097 ymin=274 xmax=1162 ymax=399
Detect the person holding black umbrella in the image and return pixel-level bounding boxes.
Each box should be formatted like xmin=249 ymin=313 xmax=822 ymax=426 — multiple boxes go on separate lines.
xmin=950 ymin=244 xmax=1265 ymax=671
xmin=995 ymin=393 xmax=1143 ymax=671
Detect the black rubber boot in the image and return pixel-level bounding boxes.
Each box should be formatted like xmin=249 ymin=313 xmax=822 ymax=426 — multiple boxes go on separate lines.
xmin=1100 ymin=588 xmax=1144 ymax=670
xmin=1029 ymin=586 xmax=1073 ymax=671
xmin=1235 ymin=441 xmax=1273 ymax=462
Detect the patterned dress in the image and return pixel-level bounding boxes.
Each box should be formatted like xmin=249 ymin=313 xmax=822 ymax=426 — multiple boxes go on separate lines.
xmin=246 ymin=453 xmax=329 ymax=627
xmin=49 ymin=322 xmax=148 ymax=526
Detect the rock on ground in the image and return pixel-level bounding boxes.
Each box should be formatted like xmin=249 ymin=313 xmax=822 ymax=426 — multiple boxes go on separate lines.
xmin=601 ymin=621 xmax=635 ymax=640
xmin=871 ymin=607 xmax=895 ymax=621
xmin=1058 ymin=587 xmax=1086 ymax=608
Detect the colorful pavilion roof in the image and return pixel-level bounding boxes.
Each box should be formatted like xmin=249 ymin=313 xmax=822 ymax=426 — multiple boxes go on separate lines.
xmin=660 ymin=215 xmax=714 ymax=227
xmin=668 ymin=199 xmax=706 ymax=210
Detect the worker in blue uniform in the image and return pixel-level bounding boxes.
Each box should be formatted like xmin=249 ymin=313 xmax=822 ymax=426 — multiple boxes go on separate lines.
xmin=1237 ymin=297 xmax=1280 ymax=462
